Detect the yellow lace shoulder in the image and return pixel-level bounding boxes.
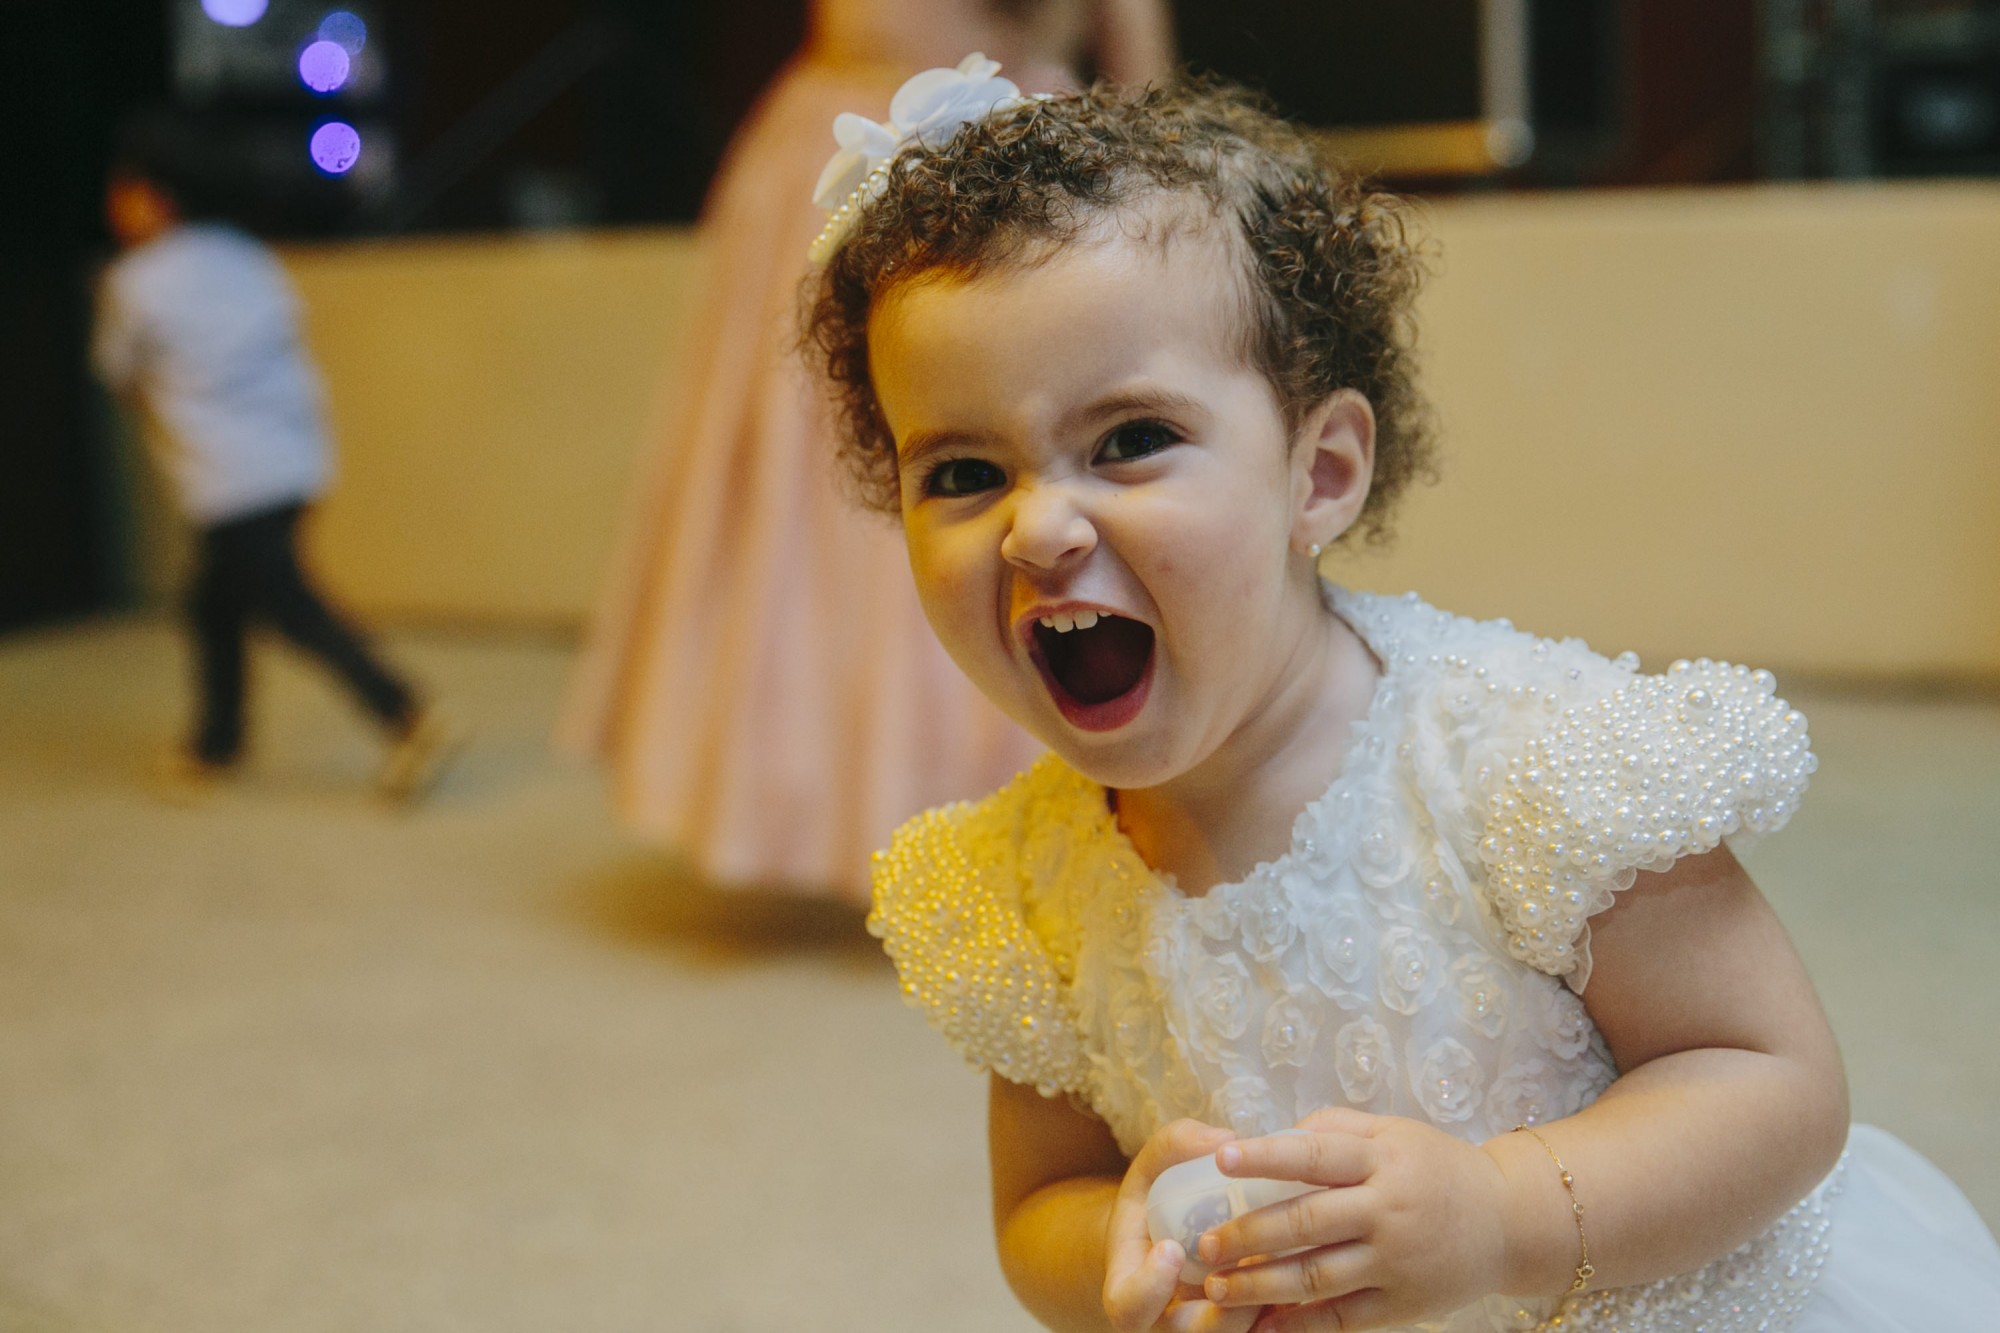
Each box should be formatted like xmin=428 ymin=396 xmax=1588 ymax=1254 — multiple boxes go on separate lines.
xmin=867 ymin=756 xmax=1094 ymax=1097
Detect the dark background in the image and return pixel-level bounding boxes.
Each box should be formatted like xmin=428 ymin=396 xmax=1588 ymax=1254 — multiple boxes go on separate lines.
xmin=8 ymin=0 xmax=1998 ymax=633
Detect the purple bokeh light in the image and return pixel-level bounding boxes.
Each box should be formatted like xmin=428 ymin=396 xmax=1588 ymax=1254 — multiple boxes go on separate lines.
xmin=201 ymin=0 xmax=269 ymax=25
xmin=309 ymin=121 xmax=362 ymax=175
xmin=318 ymin=11 xmax=368 ymax=54
xmin=299 ymin=40 xmax=351 ymax=94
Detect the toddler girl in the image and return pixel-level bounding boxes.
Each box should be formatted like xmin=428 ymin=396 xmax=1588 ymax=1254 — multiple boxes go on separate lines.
xmin=804 ymin=64 xmax=2000 ymax=1333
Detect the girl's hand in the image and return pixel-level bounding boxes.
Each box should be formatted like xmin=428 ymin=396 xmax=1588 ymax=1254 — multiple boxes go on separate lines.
xmin=1193 ymin=1107 xmax=1511 ymax=1332
xmin=1103 ymin=1118 xmax=1264 ymax=1333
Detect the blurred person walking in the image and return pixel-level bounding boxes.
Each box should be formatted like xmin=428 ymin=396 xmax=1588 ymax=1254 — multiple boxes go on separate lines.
xmin=92 ymin=115 xmax=458 ymax=803
xmin=558 ymin=0 xmax=1173 ymax=901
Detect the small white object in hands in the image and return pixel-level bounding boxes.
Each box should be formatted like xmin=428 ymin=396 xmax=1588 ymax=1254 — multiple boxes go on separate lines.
xmin=807 ymin=53 xmax=1031 ymax=263
xmin=1145 ymin=1130 xmax=1320 ymax=1285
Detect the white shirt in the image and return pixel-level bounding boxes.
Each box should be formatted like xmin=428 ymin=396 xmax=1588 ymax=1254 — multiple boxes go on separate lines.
xmin=93 ymin=223 xmax=332 ymax=524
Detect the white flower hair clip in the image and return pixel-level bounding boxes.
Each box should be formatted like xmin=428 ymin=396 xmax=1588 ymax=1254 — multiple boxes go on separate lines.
xmin=808 ymin=53 xmax=1030 ymax=264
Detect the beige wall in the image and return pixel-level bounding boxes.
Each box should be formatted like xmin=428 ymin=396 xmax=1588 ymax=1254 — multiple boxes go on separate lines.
xmin=286 ymin=231 xmax=708 ymax=628
xmin=1354 ymin=181 xmax=2000 ymax=678
xmin=278 ymin=182 xmax=2000 ymax=677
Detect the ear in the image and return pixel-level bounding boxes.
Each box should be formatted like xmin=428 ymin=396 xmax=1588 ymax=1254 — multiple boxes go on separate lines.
xmin=1288 ymin=389 xmax=1376 ymax=557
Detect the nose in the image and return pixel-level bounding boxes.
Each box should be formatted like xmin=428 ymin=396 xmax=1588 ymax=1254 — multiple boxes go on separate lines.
xmin=999 ymin=482 xmax=1097 ymax=573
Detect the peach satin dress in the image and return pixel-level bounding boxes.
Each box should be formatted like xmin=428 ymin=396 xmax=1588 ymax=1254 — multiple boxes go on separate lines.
xmin=561 ymin=2 xmax=1165 ymax=899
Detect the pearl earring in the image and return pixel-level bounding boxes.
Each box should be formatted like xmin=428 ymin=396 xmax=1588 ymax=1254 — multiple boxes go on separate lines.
xmin=1307 ymin=543 xmax=1323 ymax=559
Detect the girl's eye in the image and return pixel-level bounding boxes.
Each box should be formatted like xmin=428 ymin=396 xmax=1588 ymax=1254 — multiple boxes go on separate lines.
xmin=1097 ymin=421 xmax=1180 ymax=463
xmin=924 ymin=457 xmax=1005 ymax=497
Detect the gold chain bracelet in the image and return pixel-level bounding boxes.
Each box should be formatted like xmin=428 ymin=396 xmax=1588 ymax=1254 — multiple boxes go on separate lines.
xmin=1513 ymin=1124 xmax=1595 ymax=1294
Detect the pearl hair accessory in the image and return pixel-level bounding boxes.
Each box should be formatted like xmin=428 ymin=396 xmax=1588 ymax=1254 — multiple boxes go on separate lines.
xmin=808 ymin=53 xmax=1031 ymax=264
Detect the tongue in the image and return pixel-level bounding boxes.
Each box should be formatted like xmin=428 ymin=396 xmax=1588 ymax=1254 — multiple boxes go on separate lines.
xmin=1044 ymin=617 xmax=1154 ymax=705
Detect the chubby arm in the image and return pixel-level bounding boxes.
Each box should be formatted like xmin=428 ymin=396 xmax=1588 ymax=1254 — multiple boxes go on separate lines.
xmin=991 ymin=1075 xmax=1127 ymax=1330
xmin=1197 ymin=845 xmax=1849 ymax=1329
xmin=1485 ymin=842 xmax=1849 ymax=1291
xmin=991 ymin=1076 xmax=1256 ymax=1333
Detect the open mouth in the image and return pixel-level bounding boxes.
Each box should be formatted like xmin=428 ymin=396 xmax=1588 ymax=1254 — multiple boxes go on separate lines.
xmin=1029 ymin=612 xmax=1156 ymax=732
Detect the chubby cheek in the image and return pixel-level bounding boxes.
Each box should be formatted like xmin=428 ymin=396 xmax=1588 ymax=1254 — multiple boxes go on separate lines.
xmin=903 ymin=519 xmax=1016 ymax=695
xmin=1138 ymin=498 xmax=1284 ymax=665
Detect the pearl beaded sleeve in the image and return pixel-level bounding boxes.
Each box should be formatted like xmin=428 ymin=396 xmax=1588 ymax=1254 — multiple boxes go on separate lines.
xmin=1475 ymin=659 xmax=1816 ymax=990
xmin=866 ymin=764 xmax=1093 ymax=1099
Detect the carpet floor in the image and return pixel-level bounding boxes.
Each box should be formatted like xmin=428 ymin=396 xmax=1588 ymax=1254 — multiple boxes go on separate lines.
xmin=1 ymin=618 xmax=1993 ymax=1332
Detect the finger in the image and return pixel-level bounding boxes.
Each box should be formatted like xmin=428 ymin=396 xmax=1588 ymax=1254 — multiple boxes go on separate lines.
xmin=1164 ymin=1297 xmax=1263 ymax=1333
xmin=1198 ymin=1184 xmax=1373 ymax=1268
xmin=1216 ymin=1128 xmax=1376 ymax=1189
xmin=1253 ymin=1287 xmax=1396 ymax=1333
xmin=1203 ymin=1241 xmax=1373 ymax=1309
xmin=1293 ymin=1106 xmax=1377 ymax=1137
xmin=1109 ymin=1121 xmax=1236 ymax=1280
xmin=1105 ymin=1187 xmax=1162 ymax=1281
xmin=1102 ymin=1238 xmax=1183 ymax=1332
xmin=1133 ymin=1119 xmax=1238 ymax=1185
xmin=1110 ymin=1119 xmax=1236 ymax=1262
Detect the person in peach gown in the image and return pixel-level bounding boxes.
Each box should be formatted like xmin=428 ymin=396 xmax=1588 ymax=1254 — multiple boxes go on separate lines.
xmin=559 ymin=0 xmax=1174 ymax=900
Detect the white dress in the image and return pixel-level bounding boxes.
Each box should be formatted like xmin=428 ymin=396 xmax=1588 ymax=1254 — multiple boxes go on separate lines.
xmin=869 ymin=588 xmax=2000 ymax=1332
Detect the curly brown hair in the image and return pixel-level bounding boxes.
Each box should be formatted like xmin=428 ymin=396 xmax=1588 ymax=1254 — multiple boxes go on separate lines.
xmin=804 ymin=77 xmax=1437 ymax=541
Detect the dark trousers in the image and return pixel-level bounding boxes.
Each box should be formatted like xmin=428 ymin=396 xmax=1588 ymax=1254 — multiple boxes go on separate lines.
xmin=189 ymin=501 xmax=414 ymax=764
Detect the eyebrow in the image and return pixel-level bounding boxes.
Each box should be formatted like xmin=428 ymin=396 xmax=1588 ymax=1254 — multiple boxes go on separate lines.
xmin=895 ymin=428 xmax=987 ymax=470
xmin=1065 ymin=387 xmax=1208 ymax=431
xmin=893 ymin=386 xmax=1209 ymax=466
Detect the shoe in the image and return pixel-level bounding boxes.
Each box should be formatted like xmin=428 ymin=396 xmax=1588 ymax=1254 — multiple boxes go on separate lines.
xmin=152 ymin=748 xmax=237 ymax=805
xmin=378 ymin=703 xmax=465 ymax=804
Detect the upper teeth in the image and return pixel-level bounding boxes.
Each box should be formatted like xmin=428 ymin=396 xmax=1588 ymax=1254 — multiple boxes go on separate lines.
xmin=1039 ymin=610 xmax=1101 ymax=633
